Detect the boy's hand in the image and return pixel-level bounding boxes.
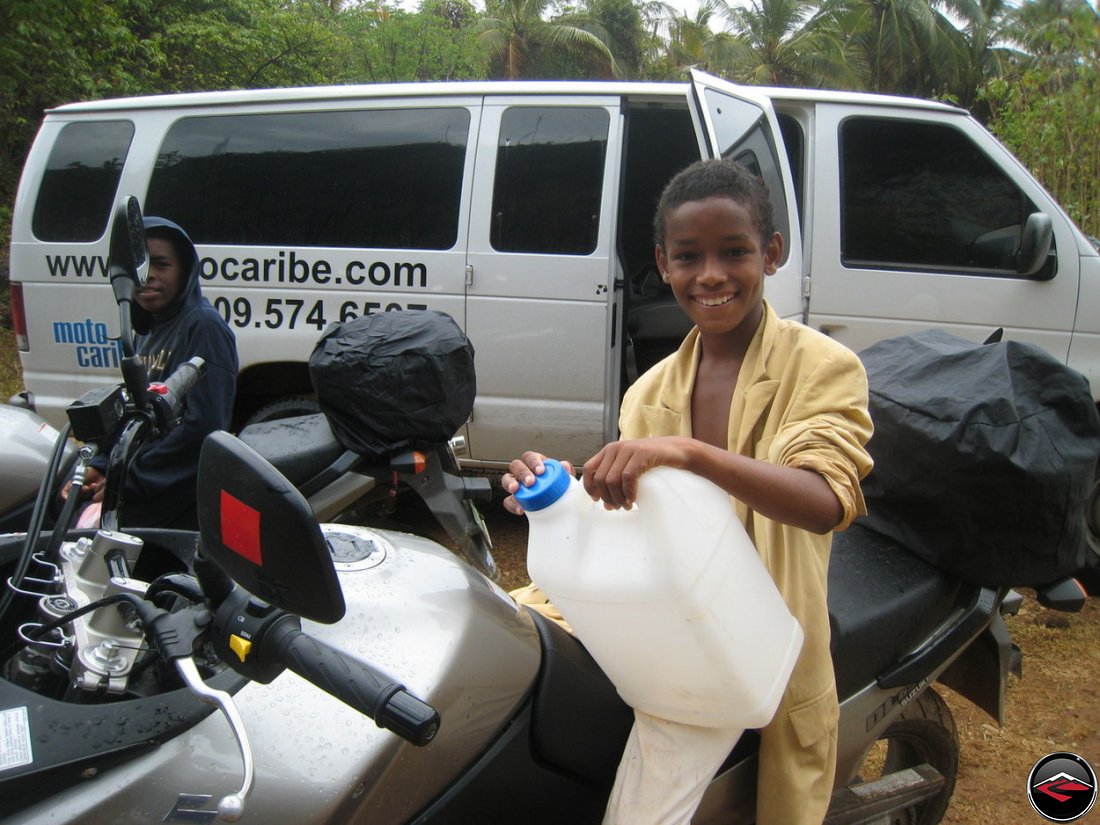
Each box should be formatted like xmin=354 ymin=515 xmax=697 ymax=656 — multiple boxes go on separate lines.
xmin=501 ymin=452 xmax=575 ymax=515
xmin=582 ymin=437 xmax=693 ymax=510
xmin=61 ymin=466 xmax=107 ymax=504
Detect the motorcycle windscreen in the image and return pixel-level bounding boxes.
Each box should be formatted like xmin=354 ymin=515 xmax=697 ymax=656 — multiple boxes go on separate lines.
xmin=197 ymin=430 xmax=346 ymax=623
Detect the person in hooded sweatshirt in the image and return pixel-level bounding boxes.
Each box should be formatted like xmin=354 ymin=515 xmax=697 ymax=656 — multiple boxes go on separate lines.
xmin=67 ymin=217 xmax=238 ymax=528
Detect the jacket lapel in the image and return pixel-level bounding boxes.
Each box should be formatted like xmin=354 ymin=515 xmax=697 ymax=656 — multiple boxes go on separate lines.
xmin=729 ymin=303 xmax=781 ymax=456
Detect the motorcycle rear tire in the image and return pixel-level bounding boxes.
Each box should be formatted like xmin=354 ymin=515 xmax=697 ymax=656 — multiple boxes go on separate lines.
xmin=856 ymin=687 xmax=959 ymax=825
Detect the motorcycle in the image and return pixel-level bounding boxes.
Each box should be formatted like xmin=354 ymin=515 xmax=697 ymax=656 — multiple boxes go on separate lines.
xmin=0 ymin=199 xmax=1089 ymax=825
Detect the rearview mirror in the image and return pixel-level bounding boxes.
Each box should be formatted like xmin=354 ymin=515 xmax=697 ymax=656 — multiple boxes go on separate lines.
xmin=197 ymin=431 xmax=346 ymax=624
xmin=109 ymin=195 xmax=147 ymax=288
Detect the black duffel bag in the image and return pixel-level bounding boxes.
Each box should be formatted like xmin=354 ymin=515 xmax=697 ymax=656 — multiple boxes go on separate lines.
xmin=308 ymin=310 xmax=476 ymax=457
xmin=858 ymin=328 xmax=1100 ymax=587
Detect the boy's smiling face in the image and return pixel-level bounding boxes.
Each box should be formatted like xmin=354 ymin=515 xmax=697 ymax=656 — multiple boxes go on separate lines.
xmin=656 ymin=195 xmax=782 ymax=343
xmin=137 ymin=237 xmax=186 ymax=315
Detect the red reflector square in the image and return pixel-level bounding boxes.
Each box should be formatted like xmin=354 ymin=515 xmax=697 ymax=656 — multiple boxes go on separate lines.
xmin=220 ymin=490 xmax=262 ymax=566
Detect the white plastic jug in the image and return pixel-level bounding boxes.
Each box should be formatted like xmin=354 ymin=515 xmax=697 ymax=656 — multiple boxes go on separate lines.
xmin=516 ymin=460 xmax=803 ymax=728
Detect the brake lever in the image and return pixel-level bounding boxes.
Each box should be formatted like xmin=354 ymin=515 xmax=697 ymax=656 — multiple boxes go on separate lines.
xmin=174 ymin=656 xmax=255 ymax=822
xmin=128 ymin=594 xmax=254 ymax=822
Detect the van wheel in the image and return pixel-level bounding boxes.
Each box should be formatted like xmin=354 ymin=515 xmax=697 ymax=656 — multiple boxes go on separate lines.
xmin=852 ymin=688 xmax=959 ymax=825
xmin=245 ymin=395 xmax=321 ymax=426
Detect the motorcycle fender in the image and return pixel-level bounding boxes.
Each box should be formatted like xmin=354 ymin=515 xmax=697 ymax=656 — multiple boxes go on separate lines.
xmin=936 ymin=612 xmax=1017 ymax=726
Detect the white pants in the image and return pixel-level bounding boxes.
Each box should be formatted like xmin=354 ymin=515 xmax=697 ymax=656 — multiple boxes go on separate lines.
xmin=602 ymin=710 xmax=744 ymax=825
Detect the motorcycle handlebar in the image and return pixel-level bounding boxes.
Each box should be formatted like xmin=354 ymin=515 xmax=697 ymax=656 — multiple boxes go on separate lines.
xmin=268 ymin=621 xmax=440 ymax=747
xmin=155 ymin=357 xmax=207 ymax=419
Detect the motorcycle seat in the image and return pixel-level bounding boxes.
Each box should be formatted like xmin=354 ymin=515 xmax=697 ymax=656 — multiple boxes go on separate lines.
xmin=237 ymin=413 xmax=348 ymax=486
xmin=827 ymin=523 xmax=964 ymax=699
xmin=526 ymin=610 xmax=636 ymax=787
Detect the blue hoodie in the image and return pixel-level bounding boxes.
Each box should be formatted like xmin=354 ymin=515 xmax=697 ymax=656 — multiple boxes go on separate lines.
xmin=113 ymin=217 xmax=238 ymax=528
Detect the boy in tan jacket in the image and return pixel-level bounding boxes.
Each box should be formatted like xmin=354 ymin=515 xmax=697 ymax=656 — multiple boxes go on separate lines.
xmin=505 ymin=159 xmax=873 ymax=825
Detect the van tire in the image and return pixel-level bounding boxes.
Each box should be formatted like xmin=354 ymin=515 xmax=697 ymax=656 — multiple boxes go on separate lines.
xmin=244 ymin=395 xmax=321 ymax=426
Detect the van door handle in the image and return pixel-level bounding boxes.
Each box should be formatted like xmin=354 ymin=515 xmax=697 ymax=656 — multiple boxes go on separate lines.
xmin=465 ymin=265 xmax=473 ymax=287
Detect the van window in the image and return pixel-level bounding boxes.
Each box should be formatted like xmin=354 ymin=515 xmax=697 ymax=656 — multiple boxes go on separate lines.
xmin=146 ymin=108 xmax=471 ymax=250
xmin=490 ymin=107 xmax=609 ymax=255
xmin=32 ymin=121 xmax=134 ymax=242
xmin=841 ymin=118 xmax=1039 ymax=274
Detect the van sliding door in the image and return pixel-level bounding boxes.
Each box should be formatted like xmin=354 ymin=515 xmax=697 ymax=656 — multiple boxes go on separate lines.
xmin=465 ymin=97 xmax=622 ymax=466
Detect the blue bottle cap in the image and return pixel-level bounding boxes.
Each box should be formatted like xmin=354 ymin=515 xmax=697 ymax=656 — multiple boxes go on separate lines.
xmin=513 ymin=458 xmax=572 ymax=512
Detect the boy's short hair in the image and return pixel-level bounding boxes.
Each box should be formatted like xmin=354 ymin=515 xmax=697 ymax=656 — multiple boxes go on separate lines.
xmin=653 ymin=159 xmax=776 ymax=247
xmin=144 ymin=224 xmax=194 ymax=272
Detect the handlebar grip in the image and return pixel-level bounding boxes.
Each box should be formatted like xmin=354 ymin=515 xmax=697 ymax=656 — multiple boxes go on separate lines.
xmin=271 ymin=623 xmax=440 ymax=747
xmin=160 ymin=356 xmax=206 ymax=417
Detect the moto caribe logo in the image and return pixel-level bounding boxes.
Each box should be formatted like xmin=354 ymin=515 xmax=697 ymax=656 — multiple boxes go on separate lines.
xmin=52 ymin=319 xmax=124 ymax=369
xmin=1027 ymin=751 xmax=1097 ymax=822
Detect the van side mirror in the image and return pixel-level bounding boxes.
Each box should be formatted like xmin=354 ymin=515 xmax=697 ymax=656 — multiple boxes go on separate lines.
xmin=1017 ymin=212 xmax=1053 ymax=278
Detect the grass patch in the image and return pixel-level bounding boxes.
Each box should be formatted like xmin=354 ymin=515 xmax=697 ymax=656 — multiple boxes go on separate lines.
xmin=0 ymin=329 xmax=21 ymax=401
xmin=0 ymin=283 xmax=23 ymax=401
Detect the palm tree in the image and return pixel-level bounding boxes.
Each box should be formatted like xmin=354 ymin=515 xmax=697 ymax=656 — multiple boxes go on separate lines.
xmin=476 ymin=0 xmax=617 ymax=78
xmin=1001 ymin=0 xmax=1099 ymax=68
xmin=661 ymin=1 xmax=742 ymax=76
xmin=722 ymin=0 xmax=858 ymax=88
xmin=823 ymin=0 xmax=966 ymax=95
xmin=935 ymin=0 xmax=1018 ymax=110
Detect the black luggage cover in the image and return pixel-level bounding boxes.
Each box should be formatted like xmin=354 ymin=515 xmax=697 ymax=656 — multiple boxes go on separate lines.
xmin=858 ymin=328 xmax=1100 ymax=587
xmin=308 ymin=310 xmax=476 ymax=457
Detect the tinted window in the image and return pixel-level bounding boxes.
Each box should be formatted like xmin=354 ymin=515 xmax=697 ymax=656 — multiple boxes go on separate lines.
xmin=33 ymin=121 xmax=135 ymax=242
xmin=147 ymin=108 xmax=471 ymax=250
xmin=491 ymin=107 xmax=609 ymax=255
xmin=841 ymin=118 xmax=1036 ymax=273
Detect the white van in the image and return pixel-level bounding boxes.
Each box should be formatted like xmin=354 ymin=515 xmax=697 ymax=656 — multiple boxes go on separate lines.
xmin=9 ymin=71 xmax=1100 ymax=472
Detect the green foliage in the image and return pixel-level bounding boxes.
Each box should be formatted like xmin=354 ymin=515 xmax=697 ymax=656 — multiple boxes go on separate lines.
xmin=144 ymin=0 xmax=342 ymax=90
xmin=721 ymin=0 xmax=857 ymax=88
xmin=0 ymin=0 xmax=150 ymax=197
xmin=477 ymin=0 xmax=617 ymax=79
xmin=981 ymin=2 xmax=1100 ymax=237
xmin=335 ymin=2 xmax=485 ymax=82
xmin=985 ymin=81 xmax=1095 ymax=235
